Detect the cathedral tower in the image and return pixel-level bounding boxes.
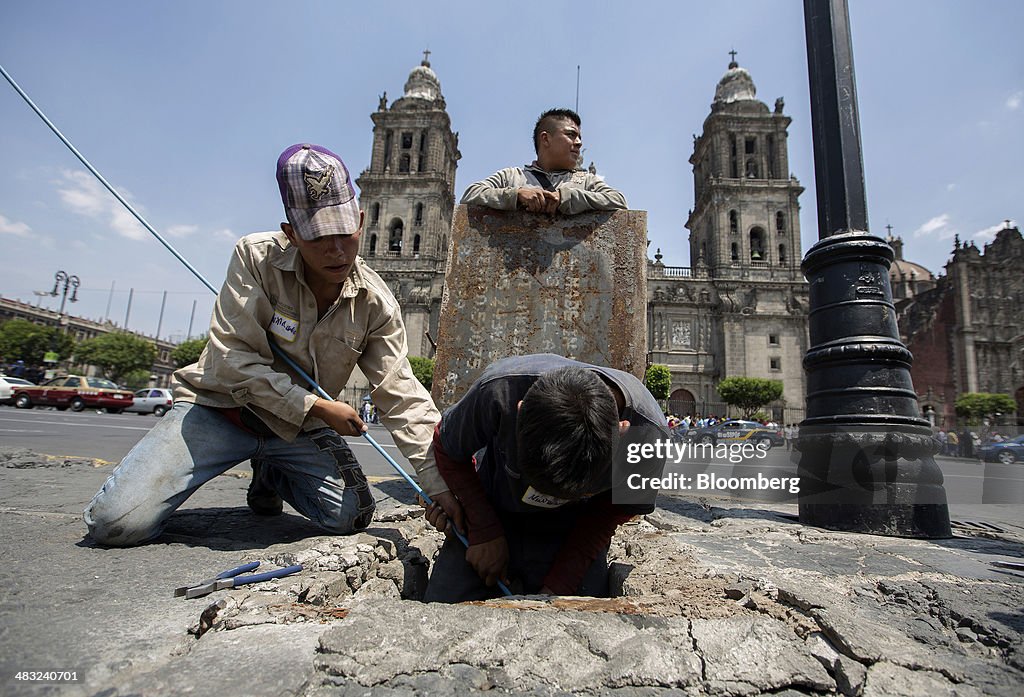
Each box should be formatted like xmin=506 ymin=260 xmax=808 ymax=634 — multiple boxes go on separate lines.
xmin=686 ymin=56 xmax=803 ymax=280
xmin=355 ymin=52 xmax=461 ymax=357
xmin=650 ymin=56 xmax=809 ymax=421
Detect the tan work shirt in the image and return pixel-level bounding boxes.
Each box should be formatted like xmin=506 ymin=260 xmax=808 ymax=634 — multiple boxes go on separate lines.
xmin=173 ymin=231 xmax=445 ymax=495
xmin=460 ymin=163 xmax=627 ymax=214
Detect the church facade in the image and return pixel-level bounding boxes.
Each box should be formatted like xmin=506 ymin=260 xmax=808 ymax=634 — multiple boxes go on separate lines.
xmin=359 ymin=56 xmax=809 ymax=420
xmin=896 ymin=224 xmax=1024 ymax=430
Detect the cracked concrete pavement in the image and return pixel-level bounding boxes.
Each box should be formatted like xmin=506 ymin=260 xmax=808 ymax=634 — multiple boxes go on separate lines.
xmin=1 ymin=446 xmax=1022 ymax=696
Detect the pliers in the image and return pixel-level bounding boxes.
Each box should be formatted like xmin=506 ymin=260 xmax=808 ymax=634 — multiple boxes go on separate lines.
xmin=174 ymin=561 xmax=303 ymax=599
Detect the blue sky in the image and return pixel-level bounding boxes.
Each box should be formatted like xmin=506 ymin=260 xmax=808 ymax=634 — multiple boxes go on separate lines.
xmin=1 ymin=1 xmax=1021 ymax=342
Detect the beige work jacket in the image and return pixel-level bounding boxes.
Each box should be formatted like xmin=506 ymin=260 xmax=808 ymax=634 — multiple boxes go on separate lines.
xmin=173 ymin=231 xmax=445 ymax=495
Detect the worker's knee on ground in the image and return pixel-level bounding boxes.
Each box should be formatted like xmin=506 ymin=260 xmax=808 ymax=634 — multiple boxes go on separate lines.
xmin=83 ymin=498 xmax=160 ymax=547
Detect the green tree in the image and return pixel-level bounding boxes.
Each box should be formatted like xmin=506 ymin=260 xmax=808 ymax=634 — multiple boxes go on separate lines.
xmin=120 ymin=368 xmax=154 ymax=390
xmin=644 ymin=364 xmax=672 ymax=403
xmin=717 ymin=376 xmax=784 ymax=419
xmin=0 ymin=318 xmax=75 ymax=365
xmin=171 ymin=337 xmax=209 ymax=368
xmin=954 ymin=392 xmax=1017 ymax=425
xmin=409 ymin=356 xmax=434 ymax=390
xmin=74 ymin=332 xmax=156 ymax=384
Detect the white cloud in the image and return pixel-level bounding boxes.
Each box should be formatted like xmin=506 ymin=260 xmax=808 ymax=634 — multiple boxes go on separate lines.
xmin=214 ymin=228 xmax=236 ymax=240
xmin=0 ymin=214 xmax=31 ymax=237
xmin=912 ymin=214 xmax=957 ymax=239
xmin=55 ymin=169 xmax=146 ymax=240
xmin=166 ymin=224 xmax=199 ymax=238
xmin=1007 ymin=91 xmax=1023 ymax=110
xmin=973 ymin=219 xmax=1017 ymax=243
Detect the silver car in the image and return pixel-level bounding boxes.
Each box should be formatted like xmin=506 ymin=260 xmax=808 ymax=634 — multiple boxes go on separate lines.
xmin=0 ymin=375 xmax=36 ymax=405
xmin=125 ymin=388 xmax=174 ymax=417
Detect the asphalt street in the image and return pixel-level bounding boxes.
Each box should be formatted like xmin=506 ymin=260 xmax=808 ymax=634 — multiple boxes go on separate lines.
xmin=0 ymin=405 xmax=409 ymax=479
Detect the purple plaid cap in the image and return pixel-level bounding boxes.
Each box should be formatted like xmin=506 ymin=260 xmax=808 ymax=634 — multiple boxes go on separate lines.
xmin=276 ymin=143 xmax=361 ymax=240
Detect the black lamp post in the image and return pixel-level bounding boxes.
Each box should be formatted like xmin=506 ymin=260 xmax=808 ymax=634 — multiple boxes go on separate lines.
xmin=798 ymin=0 xmax=951 ymax=537
xmin=51 ymin=270 xmax=80 ymax=316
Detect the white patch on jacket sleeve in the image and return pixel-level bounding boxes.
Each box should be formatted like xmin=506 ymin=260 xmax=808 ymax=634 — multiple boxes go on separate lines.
xmin=521 ymin=486 xmax=570 ymax=509
xmin=269 ymin=310 xmax=299 ymax=342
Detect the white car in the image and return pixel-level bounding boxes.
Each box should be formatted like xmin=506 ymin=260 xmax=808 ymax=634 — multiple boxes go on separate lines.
xmin=125 ymin=388 xmax=174 ymax=416
xmin=0 ymin=375 xmax=36 ymax=405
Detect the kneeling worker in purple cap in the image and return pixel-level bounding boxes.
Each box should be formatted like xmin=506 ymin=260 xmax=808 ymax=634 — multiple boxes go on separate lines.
xmin=85 ymin=143 xmax=454 ymax=546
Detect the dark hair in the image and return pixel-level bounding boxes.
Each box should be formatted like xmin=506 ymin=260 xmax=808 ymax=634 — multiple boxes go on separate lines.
xmin=532 ymin=108 xmax=582 ymax=154
xmin=517 ymin=366 xmax=619 ymax=499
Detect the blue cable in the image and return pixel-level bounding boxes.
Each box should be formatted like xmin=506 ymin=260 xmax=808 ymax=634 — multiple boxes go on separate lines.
xmin=1 ymin=61 xmax=513 ymax=598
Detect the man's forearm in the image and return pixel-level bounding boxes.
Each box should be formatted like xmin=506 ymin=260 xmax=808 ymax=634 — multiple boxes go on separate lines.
xmin=432 ymin=425 xmax=504 ymax=543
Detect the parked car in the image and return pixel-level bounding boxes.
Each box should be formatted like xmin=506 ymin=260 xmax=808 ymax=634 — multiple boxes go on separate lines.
xmin=125 ymin=388 xmax=174 ymax=416
xmin=0 ymin=375 xmax=37 ymax=405
xmin=11 ymin=375 xmax=135 ymax=413
xmin=684 ymin=419 xmax=785 ymax=450
xmin=977 ymin=435 xmax=1024 ymax=464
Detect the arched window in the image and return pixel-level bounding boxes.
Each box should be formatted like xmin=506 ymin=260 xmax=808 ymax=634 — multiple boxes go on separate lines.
xmin=369 ymin=234 xmax=377 ymax=256
xmin=778 ymin=243 xmax=786 ymax=265
xmin=776 ymin=211 xmax=785 ymax=233
xmin=399 ymin=154 xmax=410 ymax=173
xmin=371 ymin=203 xmax=380 ymax=226
xmin=388 ymin=219 xmax=403 ymax=253
xmin=413 ymin=234 xmax=421 ymax=255
xmin=729 ymin=210 xmax=738 ymax=234
xmin=731 ymin=242 xmax=739 ymax=261
xmin=414 ymin=203 xmax=424 ymax=226
xmin=749 ymin=226 xmax=766 ymax=260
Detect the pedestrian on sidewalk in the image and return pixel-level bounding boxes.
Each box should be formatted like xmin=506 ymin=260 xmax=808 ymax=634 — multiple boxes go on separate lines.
xmin=421 ymin=354 xmax=668 ymax=602
xmin=84 ymin=144 xmax=454 ymax=547
xmin=946 ymin=430 xmax=959 ymax=457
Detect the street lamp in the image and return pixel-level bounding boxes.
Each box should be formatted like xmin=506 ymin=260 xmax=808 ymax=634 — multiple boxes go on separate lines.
xmin=51 ymin=270 xmax=80 ymax=316
xmin=45 ymin=270 xmax=79 ymax=371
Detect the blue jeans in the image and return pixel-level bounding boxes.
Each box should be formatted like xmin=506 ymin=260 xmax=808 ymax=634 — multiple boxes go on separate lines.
xmin=84 ymin=402 xmax=374 ymax=546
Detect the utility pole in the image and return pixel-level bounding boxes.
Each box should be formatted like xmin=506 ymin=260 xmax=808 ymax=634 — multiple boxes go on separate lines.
xmin=798 ymin=0 xmax=950 ymax=537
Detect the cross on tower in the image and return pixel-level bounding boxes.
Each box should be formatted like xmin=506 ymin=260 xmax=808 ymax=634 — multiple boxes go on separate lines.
xmin=728 ymin=49 xmax=738 ymax=63
xmin=885 ymin=223 xmax=893 ymax=237
xmin=422 ymin=49 xmax=431 ymax=65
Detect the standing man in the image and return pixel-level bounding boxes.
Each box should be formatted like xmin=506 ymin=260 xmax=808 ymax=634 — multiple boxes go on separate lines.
xmin=422 ymin=354 xmax=668 ymax=602
xmin=461 ymin=108 xmax=627 ymax=215
xmin=85 ymin=144 xmax=452 ymax=546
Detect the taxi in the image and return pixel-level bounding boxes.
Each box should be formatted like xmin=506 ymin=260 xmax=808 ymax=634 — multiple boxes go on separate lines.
xmin=685 ymin=419 xmax=784 ymax=450
xmin=12 ymin=375 xmax=135 ymax=413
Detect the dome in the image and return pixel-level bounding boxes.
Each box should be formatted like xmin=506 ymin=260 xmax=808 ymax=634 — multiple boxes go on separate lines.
xmin=403 ymin=58 xmax=441 ymax=101
xmin=890 ymin=258 xmax=933 ymax=282
xmin=713 ymin=60 xmax=757 ymax=104
xmin=887 ymin=235 xmax=934 ymax=282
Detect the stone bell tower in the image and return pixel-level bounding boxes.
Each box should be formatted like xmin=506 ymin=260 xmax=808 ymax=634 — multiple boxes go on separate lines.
xmin=355 ymin=51 xmax=461 ymax=357
xmin=686 ymin=55 xmax=803 ymax=280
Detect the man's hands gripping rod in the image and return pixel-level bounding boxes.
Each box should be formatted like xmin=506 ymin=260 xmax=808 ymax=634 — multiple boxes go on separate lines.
xmin=269 ymin=340 xmax=513 ymax=597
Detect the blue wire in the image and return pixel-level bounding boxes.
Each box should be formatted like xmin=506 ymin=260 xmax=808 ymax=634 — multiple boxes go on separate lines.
xmin=1 ymin=61 xmax=513 ymax=598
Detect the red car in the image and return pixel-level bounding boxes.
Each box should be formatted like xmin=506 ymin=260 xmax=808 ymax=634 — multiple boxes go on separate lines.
xmin=12 ymin=375 xmax=135 ymax=413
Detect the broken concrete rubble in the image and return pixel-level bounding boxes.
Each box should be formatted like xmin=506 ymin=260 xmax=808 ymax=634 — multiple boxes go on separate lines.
xmin=170 ymin=496 xmax=1023 ymax=696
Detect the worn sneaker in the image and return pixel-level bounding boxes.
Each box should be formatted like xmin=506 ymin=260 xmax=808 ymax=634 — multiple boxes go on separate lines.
xmin=247 ymin=461 xmax=283 ymax=516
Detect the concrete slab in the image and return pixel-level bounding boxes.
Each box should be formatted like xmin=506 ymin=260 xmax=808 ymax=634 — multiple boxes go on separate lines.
xmin=3 ymin=448 xmax=1024 ymax=696
xmin=432 ymin=206 xmax=648 ymax=410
